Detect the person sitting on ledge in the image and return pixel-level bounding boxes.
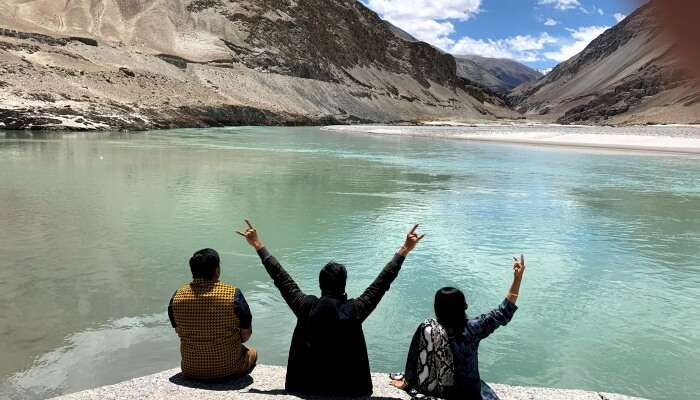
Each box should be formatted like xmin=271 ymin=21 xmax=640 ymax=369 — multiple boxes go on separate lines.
xmin=237 ymin=219 xmax=424 ymax=397
xmin=168 ymin=248 xmax=257 ymax=381
xmin=390 ymin=255 xmax=526 ymax=400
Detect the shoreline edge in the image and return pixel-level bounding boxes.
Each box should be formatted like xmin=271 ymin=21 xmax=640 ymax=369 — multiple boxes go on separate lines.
xmin=48 ymin=364 xmax=649 ymax=400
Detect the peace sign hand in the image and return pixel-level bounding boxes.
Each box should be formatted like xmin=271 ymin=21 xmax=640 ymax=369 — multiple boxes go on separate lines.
xmin=236 ymin=219 xmax=264 ymax=250
xmin=398 ymin=224 xmax=425 ymax=256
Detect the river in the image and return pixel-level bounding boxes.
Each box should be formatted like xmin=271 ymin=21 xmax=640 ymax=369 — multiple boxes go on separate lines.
xmin=1 ymin=127 xmax=699 ymax=400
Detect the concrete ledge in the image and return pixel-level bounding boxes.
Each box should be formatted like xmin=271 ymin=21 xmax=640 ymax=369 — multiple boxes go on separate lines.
xmin=50 ymin=365 xmax=648 ymax=400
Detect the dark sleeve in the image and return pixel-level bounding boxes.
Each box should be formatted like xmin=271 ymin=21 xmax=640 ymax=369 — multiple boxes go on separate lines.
xmin=403 ymin=324 xmax=423 ymax=388
xmin=353 ymin=253 xmax=405 ymax=322
xmin=257 ymin=247 xmax=309 ymax=318
xmin=467 ymin=298 xmax=518 ymax=340
xmin=234 ymin=289 xmax=253 ymax=330
xmin=167 ymin=291 xmax=177 ymax=328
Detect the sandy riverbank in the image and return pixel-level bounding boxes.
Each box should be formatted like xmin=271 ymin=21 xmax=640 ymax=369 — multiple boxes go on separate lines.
xmin=324 ymin=124 xmax=700 ymax=155
xmin=49 ymin=365 xmax=648 ymax=400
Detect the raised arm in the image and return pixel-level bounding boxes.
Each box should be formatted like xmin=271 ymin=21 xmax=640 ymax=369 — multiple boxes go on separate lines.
xmin=469 ymin=254 xmax=525 ymax=340
xmin=237 ymin=219 xmax=308 ymax=318
xmin=506 ymin=254 xmax=525 ymax=305
xmin=354 ymin=224 xmax=424 ymax=322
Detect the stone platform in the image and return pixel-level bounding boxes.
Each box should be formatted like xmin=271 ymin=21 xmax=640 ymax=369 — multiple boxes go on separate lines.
xmin=50 ymin=365 xmax=648 ymax=400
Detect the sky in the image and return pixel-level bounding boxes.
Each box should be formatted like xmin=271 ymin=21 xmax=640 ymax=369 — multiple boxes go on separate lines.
xmin=363 ymin=0 xmax=643 ymax=72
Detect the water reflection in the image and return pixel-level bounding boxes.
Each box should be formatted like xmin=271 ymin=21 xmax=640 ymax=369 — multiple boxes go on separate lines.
xmin=4 ymin=314 xmax=176 ymax=400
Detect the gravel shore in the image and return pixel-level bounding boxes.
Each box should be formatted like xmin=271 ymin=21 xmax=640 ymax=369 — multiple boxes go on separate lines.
xmin=325 ymin=124 xmax=700 ymax=155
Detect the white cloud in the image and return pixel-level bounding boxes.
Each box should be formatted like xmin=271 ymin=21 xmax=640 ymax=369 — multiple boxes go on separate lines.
xmin=451 ymin=37 xmax=516 ymax=59
xmin=366 ymin=0 xmax=481 ymax=21
xmin=426 ymin=23 xmax=607 ymax=65
xmin=596 ymin=7 xmax=604 ymax=15
xmin=539 ymin=67 xmax=553 ymax=75
xmin=544 ymin=25 xmax=609 ymax=61
xmin=451 ymin=33 xmax=556 ymax=62
xmin=538 ymin=0 xmax=581 ymax=10
xmin=365 ymin=0 xmax=609 ymax=67
xmin=614 ymin=13 xmax=627 ymax=22
xmin=365 ymin=0 xmax=482 ymax=49
xmin=392 ymin=17 xmax=457 ymax=49
xmin=451 ymin=24 xmax=612 ymax=65
xmin=507 ymin=33 xmax=557 ymax=51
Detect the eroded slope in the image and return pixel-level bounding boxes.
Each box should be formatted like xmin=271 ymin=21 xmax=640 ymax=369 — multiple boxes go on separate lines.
xmin=0 ymin=0 xmax=514 ymax=130
xmin=510 ymin=3 xmax=700 ymax=125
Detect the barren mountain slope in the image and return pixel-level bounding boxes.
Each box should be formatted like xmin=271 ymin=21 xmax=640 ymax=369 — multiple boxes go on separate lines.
xmin=456 ymin=55 xmax=542 ymax=94
xmin=0 ymin=0 xmax=515 ymax=130
xmin=510 ymin=3 xmax=700 ymax=125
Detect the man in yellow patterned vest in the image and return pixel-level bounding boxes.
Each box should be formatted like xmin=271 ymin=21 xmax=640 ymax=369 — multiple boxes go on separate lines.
xmin=168 ymin=248 xmax=257 ymax=380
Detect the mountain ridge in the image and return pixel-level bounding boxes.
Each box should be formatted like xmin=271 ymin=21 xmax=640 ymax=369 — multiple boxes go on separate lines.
xmin=0 ymin=0 xmax=514 ymax=131
xmin=509 ymin=2 xmax=700 ymax=125
xmin=1 ymin=1 xmax=698 ymax=130
xmin=455 ymin=55 xmax=542 ymax=94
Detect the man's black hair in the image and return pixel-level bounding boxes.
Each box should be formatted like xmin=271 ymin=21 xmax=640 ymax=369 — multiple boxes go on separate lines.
xmin=434 ymin=287 xmax=468 ymax=331
xmin=189 ymin=248 xmax=220 ymax=280
xmin=319 ymin=261 xmax=347 ymax=296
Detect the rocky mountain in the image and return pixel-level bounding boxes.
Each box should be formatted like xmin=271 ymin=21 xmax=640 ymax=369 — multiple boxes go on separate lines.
xmin=455 ymin=55 xmax=542 ymax=94
xmin=510 ymin=2 xmax=700 ymax=125
xmin=0 ymin=0 xmax=514 ymax=131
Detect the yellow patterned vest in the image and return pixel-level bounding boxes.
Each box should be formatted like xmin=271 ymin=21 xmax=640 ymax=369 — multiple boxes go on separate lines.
xmin=171 ymin=279 xmax=242 ymax=379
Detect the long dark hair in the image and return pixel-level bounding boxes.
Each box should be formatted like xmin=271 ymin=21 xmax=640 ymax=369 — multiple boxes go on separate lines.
xmin=434 ymin=287 xmax=467 ymax=332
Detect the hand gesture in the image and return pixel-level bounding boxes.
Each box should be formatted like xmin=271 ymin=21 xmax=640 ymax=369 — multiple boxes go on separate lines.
xmin=236 ymin=219 xmax=264 ymax=250
xmin=398 ymin=224 xmax=425 ymax=256
xmin=513 ymin=254 xmax=526 ymax=280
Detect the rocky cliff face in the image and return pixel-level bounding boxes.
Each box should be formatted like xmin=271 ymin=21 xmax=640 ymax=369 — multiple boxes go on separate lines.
xmin=510 ymin=3 xmax=700 ymax=125
xmin=0 ymin=0 xmax=513 ymax=131
xmin=455 ymin=55 xmax=542 ymax=94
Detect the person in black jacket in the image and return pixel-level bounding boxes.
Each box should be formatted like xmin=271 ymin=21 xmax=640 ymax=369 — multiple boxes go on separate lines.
xmin=236 ymin=219 xmax=424 ymax=396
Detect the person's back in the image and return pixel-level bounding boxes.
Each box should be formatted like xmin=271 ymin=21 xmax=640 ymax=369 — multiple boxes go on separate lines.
xmin=393 ymin=256 xmax=526 ymax=400
xmin=237 ymin=220 xmax=423 ymax=396
xmin=447 ymin=298 xmax=518 ymax=398
xmin=168 ymin=248 xmax=256 ymax=380
xmin=286 ymin=288 xmax=375 ymax=395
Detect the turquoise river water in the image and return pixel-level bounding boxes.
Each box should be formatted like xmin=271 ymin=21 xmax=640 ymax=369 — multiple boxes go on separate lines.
xmin=0 ymin=127 xmax=699 ymax=400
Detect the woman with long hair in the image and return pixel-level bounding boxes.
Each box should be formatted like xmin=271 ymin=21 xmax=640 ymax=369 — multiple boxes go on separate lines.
xmin=390 ymin=255 xmax=526 ymax=400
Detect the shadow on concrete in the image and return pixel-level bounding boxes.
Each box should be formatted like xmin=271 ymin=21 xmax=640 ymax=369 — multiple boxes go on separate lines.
xmin=168 ymin=372 xmax=254 ymax=391
xmin=246 ymin=389 xmax=402 ymax=400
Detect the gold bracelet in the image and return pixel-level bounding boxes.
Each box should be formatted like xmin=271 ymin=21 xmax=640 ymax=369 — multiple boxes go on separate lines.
xmin=509 ymin=292 xmax=519 ymax=297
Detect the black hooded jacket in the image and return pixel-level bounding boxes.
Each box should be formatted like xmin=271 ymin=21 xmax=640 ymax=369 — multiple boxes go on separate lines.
xmin=256 ymin=248 xmax=405 ymax=396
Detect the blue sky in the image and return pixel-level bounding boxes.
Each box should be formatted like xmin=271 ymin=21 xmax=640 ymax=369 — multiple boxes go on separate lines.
xmin=363 ymin=0 xmax=643 ymax=71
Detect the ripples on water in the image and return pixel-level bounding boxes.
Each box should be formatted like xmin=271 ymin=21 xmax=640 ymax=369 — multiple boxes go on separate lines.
xmin=0 ymin=127 xmax=699 ymax=400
